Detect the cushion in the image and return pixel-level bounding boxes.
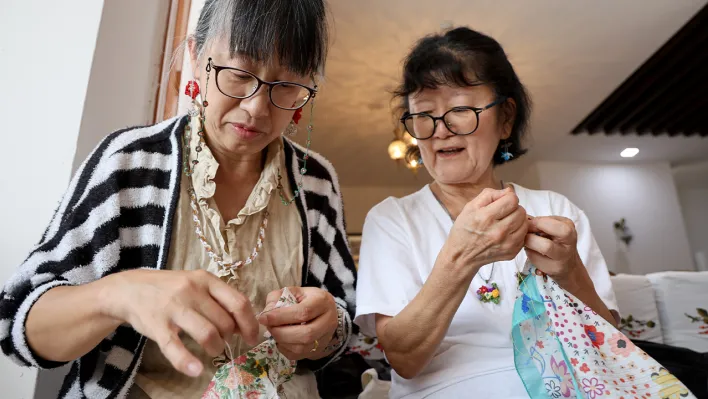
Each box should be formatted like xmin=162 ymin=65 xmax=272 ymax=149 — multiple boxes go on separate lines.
xmin=610 ymin=274 xmax=664 ymax=343
xmin=647 ymin=271 xmax=708 ymax=353
xmin=359 ymin=369 xmax=391 ymax=399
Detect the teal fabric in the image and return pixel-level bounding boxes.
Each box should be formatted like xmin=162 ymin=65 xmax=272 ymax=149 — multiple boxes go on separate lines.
xmin=512 ymin=271 xmax=583 ymax=398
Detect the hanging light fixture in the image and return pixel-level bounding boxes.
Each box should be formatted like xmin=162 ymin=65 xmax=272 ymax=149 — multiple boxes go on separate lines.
xmin=402 ymin=132 xmax=417 ymax=147
xmin=387 ymin=126 xmax=422 ymax=173
xmin=404 ymin=144 xmax=423 ymax=171
xmin=387 ymin=139 xmax=407 ymax=160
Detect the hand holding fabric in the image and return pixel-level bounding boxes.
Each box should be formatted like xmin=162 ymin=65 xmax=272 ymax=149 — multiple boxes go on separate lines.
xmin=524 ymin=216 xmax=618 ymax=326
xmin=258 ymin=286 xmax=338 ymax=360
xmin=445 ymin=187 xmax=528 ymax=271
xmin=202 ymin=288 xmax=299 ymax=399
xmin=106 ymin=269 xmax=260 ymax=377
xmin=524 ymin=216 xmax=584 ymax=282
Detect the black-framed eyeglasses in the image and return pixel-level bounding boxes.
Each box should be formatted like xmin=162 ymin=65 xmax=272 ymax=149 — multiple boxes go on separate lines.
xmin=400 ymin=97 xmax=508 ymax=140
xmin=206 ymin=58 xmax=317 ymax=110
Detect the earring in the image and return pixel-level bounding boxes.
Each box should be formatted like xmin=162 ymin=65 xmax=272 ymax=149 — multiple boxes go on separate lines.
xmin=284 ymin=108 xmax=303 ymax=137
xmin=285 ymin=121 xmax=298 ymax=136
xmin=191 ymin=61 xmax=214 ymax=166
xmin=183 ymin=75 xmax=208 ymax=170
xmin=185 ymin=80 xmax=200 ymax=117
xmin=277 ymin=95 xmax=316 ymax=206
xmin=500 ymin=140 xmax=514 ymax=162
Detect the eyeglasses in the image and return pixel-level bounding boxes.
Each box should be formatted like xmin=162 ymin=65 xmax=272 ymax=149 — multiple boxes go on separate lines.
xmin=400 ymin=97 xmax=508 ymax=140
xmin=206 ymin=58 xmax=317 ymax=110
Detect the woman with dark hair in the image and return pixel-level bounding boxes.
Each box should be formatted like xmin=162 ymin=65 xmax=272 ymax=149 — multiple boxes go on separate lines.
xmin=0 ymin=1 xmax=356 ymax=398
xmin=355 ymin=27 xmax=619 ymax=398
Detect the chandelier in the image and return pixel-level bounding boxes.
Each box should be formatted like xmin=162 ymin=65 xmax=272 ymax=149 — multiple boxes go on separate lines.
xmin=387 ymin=130 xmax=423 ymax=171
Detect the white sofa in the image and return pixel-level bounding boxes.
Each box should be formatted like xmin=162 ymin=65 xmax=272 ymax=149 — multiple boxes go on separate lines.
xmin=610 ymin=271 xmax=708 ymax=353
xmin=355 ymin=271 xmax=708 ymax=399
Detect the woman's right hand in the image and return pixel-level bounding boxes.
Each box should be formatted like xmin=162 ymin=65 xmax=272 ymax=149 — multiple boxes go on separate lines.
xmin=102 ymin=269 xmax=260 ymax=377
xmin=444 ymin=187 xmax=528 ymax=271
xmin=374 ymin=187 xmax=528 ymax=379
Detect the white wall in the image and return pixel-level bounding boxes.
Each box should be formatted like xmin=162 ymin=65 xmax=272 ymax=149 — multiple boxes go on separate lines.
xmin=673 ymin=161 xmax=708 ymax=272
xmin=73 ymin=0 xmax=170 ymax=169
xmin=0 ymin=1 xmax=106 ymax=398
xmin=36 ymin=2 xmax=169 ymax=398
xmin=536 ymin=162 xmax=695 ymax=275
xmin=1 ymin=1 xmax=168 ymax=397
xmin=498 ymin=158 xmax=542 ymax=190
xmin=677 ymin=188 xmax=708 ymax=271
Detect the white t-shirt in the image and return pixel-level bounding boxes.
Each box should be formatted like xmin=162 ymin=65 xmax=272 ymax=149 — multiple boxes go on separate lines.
xmin=354 ymin=184 xmax=618 ymax=399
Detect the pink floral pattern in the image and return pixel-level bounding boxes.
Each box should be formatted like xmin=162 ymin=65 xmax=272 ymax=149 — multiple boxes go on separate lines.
xmin=512 ymin=264 xmax=695 ymax=399
xmin=203 ymin=381 xmax=219 ymax=399
xmin=201 ymin=288 xmax=298 ymax=399
xmin=550 ymin=357 xmax=573 ymax=397
xmin=608 ymin=332 xmax=636 ymax=358
xmin=582 ymin=377 xmax=605 ymax=399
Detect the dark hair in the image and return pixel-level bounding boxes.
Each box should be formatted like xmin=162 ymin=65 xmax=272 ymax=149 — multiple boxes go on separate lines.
xmin=193 ymin=0 xmax=329 ymax=76
xmin=395 ymin=27 xmax=531 ymax=165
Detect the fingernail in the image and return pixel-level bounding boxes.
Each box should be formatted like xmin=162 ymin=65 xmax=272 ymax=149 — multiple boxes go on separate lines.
xmin=187 ymin=362 xmax=202 ymax=377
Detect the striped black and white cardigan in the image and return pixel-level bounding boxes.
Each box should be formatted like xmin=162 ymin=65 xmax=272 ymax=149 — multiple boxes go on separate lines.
xmin=0 ymin=116 xmax=357 ymax=399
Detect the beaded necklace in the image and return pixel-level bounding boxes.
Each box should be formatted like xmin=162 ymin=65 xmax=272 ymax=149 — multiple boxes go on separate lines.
xmin=182 ymin=116 xmax=269 ymax=280
xmin=181 ymin=96 xmax=315 ymax=279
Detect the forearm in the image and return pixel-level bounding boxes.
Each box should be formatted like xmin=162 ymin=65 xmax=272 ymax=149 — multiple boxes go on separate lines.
xmin=26 ymin=277 xmax=123 ymax=363
xmin=378 ymin=249 xmax=480 ymax=379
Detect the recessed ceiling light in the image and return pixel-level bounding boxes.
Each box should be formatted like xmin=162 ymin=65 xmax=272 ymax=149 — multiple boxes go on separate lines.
xmin=620 ymin=148 xmax=639 ymax=158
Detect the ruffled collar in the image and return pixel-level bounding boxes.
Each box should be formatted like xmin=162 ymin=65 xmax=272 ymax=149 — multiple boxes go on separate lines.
xmin=187 ymin=117 xmax=283 ymax=226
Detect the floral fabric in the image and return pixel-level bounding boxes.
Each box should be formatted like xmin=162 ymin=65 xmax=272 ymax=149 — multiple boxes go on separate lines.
xmin=618 ymin=315 xmax=657 ymax=340
xmin=512 ymin=264 xmax=695 ymax=399
xmin=684 ymin=308 xmax=708 ymax=336
xmin=346 ymin=333 xmax=385 ymax=361
xmin=202 ymin=288 xmax=298 ymax=399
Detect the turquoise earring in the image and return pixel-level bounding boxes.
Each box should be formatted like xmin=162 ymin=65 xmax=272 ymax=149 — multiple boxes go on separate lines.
xmin=501 ymin=140 xmax=514 ymax=162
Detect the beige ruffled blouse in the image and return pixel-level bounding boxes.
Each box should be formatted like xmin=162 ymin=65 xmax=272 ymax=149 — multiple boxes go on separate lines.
xmin=129 ymin=119 xmax=318 ymax=398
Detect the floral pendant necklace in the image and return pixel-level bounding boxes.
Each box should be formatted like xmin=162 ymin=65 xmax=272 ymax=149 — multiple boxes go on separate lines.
xmin=430 ymin=182 xmax=505 ymax=305
xmin=475 ymin=263 xmax=501 ymax=304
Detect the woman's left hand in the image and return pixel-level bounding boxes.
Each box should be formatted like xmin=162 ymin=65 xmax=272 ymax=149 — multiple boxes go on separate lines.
xmin=524 ymin=216 xmax=584 ymax=285
xmin=258 ymin=287 xmax=338 ymax=361
xmin=524 ymin=216 xmax=620 ymax=326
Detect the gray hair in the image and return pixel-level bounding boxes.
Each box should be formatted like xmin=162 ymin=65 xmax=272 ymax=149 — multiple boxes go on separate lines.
xmin=192 ymin=0 xmax=329 ymax=76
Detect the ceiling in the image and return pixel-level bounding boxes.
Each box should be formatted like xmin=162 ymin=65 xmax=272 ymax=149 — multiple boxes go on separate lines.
xmin=292 ymin=0 xmax=708 ymax=187
xmin=572 ymin=4 xmax=708 ymax=138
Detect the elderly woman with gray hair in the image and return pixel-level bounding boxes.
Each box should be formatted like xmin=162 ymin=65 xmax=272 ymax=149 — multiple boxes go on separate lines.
xmin=0 ymin=1 xmax=356 ymax=398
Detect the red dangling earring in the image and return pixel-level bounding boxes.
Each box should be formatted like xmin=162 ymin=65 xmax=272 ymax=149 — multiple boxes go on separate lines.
xmin=293 ymin=108 xmax=303 ymax=124
xmin=285 ymin=108 xmax=303 ymax=136
xmin=185 ymin=80 xmax=200 ymax=117
xmin=185 ymin=80 xmax=200 ymax=99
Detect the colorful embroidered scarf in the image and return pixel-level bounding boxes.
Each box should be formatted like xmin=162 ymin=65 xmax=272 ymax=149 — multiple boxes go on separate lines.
xmin=512 ymin=264 xmax=695 ymax=399
xmin=202 ymin=288 xmax=298 ymax=399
